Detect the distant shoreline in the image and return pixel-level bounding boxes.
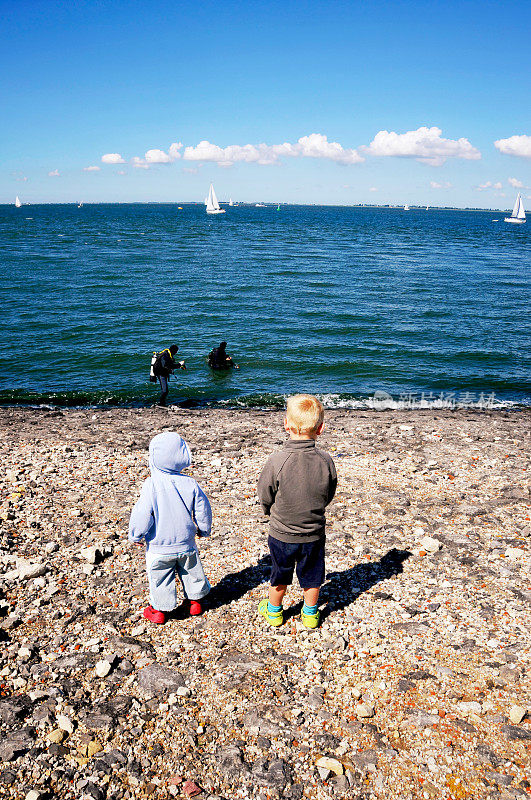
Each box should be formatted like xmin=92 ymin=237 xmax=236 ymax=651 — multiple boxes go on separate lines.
xmin=1 ymin=202 xmax=514 ymax=212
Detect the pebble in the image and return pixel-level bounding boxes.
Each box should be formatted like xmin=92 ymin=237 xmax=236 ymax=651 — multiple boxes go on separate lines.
xmin=508 ymin=705 xmax=527 ymax=724
xmin=355 ymin=703 xmax=375 ymax=718
xmin=47 ymin=728 xmax=67 ymax=744
xmin=315 ymin=756 xmax=343 ymax=775
xmin=55 ymin=714 xmax=74 ymax=733
xmin=419 ymin=536 xmax=443 ymax=553
xmin=95 ymin=659 xmax=112 ymax=677
xmin=0 ymin=405 xmax=529 ymax=800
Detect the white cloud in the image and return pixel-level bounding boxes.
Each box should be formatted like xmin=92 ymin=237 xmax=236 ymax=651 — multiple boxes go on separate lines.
xmin=144 ymin=149 xmax=172 ymax=164
xmin=48 ymin=169 xmax=60 ymax=177
xmin=182 ymin=166 xmax=199 ymax=174
xmin=430 ymin=180 xmax=452 ymax=189
xmin=84 ymin=165 xmax=101 ymax=172
xmin=102 ymin=153 xmax=125 ymax=164
xmin=130 ymin=142 xmax=183 ymax=168
xmin=168 ymin=142 xmax=182 ymax=159
xmin=475 ymin=180 xmax=503 ymax=192
xmin=181 ymin=133 xmax=363 ymax=166
xmin=132 ymin=157 xmax=150 ymax=170
xmin=508 ymin=177 xmax=523 ymax=188
xmin=363 ymin=126 xmax=481 ymax=166
xmin=369 ymin=186 xmax=378 ymax=192
xmin=494 ymin=135 xmax=531 ymax=159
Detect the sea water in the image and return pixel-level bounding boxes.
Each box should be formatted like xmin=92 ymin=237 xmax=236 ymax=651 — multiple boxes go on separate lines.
xmin=0 ymin=203 xmax=529 ymax=408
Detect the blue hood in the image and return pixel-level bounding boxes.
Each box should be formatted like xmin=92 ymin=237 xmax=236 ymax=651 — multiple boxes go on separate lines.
xmin=149 ymin=432 xmax=191 ymax=475
xmin=129 ymin=430 xmax=212 ymax=554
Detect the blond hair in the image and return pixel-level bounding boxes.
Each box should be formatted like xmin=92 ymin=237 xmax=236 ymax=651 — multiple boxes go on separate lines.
xmin=286 ymin=394 xmax=324 ymax=434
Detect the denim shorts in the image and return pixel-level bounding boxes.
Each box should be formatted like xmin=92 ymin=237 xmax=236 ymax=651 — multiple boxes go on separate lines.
xmin=268 ymin=535 xmax=325 ymax=589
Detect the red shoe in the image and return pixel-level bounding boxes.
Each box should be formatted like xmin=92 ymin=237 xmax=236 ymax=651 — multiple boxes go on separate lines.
xmin=143 ymin=605 xmax=166 ymax=624
xmin=188 ymin=600 xmax=203 ymax=616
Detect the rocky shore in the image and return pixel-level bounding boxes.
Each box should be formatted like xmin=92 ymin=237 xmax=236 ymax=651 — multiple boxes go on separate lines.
xmin=0 ymin=405 xmax=530 ymax=800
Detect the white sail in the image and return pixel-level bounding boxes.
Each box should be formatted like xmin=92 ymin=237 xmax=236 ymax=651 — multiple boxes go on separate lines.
xmin=15 ymin=196 xmax=22 ymax=208
xmin=205 ymin=183 xmax=226 ymax=214
xmin=206 ymin=183 xmax=219 ymax=211
xmin=505 ymin=192 xmax=526 ymax=224
xmin=229 ymin=198 xmax=233 ymax=206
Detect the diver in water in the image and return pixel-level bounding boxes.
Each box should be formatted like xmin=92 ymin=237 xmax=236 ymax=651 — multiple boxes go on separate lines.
xmin=208 ymin=341 xmax=239 ymax=370
xmin=153 ymin=344 xmax=186 ymax=405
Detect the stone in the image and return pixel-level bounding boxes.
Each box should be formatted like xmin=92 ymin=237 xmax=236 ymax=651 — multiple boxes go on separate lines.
xmin=48 ymin=728 xmax=67 ymax=744
xmin=95 ymin=659 xmax=112 ymax=678
xmin=355 ymin=703 xmax=375 ymax=718
xmin=87 ymin=740 xmax=103 ymax=757
xmin=17 ymin=560 xmax=47 ymax=580
xmin=25 ymin=791 xmax=41 ymax=800
xmin=420 ymin=536 xmax=443 ymax=553
xmin=501 ymin=725 xmax=531 ymax=741
xmin=505 ymin=547 xmax=524 ymax=559
xmin=0 ymin=727 xmax=36 ymax=761
xmin=80 ymin=546 xmax=101 ymax=564
xmin=57 ymin=715 xmax=74 ymax=733
xmin=0 ymin=696 xmax=32 ymax=725
xmin=138 ymin=663 xmax=185 ymax=693
xmin=508 ymin=706 xmax=527 ymax=725
xmin=458 ymin=701 xmax=482 ymax=716
xmin=182 ymin=780 xmax=202 ymax=797
xmin=82 ymin=782 xmax=105 ymax=800
xmin=499 ymin=665 xmax=521 ymax=683
xmin=315 ymin=756 xmax=343 ymax=776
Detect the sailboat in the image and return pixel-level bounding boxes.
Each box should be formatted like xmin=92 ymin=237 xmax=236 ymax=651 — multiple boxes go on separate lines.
xmin=403 ymin=204 xmax=409 ymax=211
xmin=229 ymin=198 xmax=233 ymax=207
xmin=15 ymin=196 xmax=22 ymax=208
xmin=504 ymin=193 xmax=526 ymax=224
xmin=205 ymin=183 xmax=225 ymax=215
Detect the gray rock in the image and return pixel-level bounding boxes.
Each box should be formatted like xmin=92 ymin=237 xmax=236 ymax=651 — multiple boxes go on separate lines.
xmin=263 ymin=759 xmax=289 ymax=788
xmin=499 ymin=665 xmax=521 ymax=683
xmin=0 ymin=695 xmax=32 ymax=725
xmin=242 ymin=711 xmax=281 ymax=736
xmin=405 ymin=711 xmax=440 ymax=729
xmin=138 ymin=663 xmax=185 ymax=693
xmin=330 ymin=774 xmax=350 ymax=792
xmin=502 ymin=725 xmax=531 ymax=741
xmin=349 ymin=749 xmax=379 ymax=771
xmin=219 ymin=746 xmax=246 ymax=777
xmin=0 ymin=727 xmax=36 ymax=761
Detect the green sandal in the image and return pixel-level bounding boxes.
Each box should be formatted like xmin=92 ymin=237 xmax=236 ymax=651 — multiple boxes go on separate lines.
xmin=258 ymin=598 xmax=283 ymax=627
xmin=301 ymin=608 xmax=320 ymax=629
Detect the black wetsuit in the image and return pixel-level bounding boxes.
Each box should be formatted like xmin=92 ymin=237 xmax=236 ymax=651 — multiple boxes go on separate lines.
xmin=208 ymin=347 xmax=233 ymax=369
xmin=154 ymin=350 xmax=180 ymax=405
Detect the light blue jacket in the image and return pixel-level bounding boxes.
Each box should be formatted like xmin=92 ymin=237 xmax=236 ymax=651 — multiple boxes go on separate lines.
xmin=128 ymin=432 xmax=212 ymax=554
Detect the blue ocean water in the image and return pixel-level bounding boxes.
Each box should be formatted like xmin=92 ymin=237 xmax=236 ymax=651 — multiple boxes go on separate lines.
xmin=0 ymin=203 xmax=529 ymax=408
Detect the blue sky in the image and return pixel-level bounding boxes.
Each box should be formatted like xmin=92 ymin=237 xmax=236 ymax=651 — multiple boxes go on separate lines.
xmin=2 ymin=0 xmax=530 ymax=206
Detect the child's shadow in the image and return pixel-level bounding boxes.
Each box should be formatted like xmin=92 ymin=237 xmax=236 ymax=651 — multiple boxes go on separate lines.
xmin=284 ymin=547 xmax=412 ymax=622
xmin=205 ymin=554 xmax=272 ymax=611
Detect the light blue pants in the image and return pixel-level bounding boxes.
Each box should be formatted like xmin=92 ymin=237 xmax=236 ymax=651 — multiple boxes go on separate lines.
xmin=146 ymin=550 xmax=211 ymax=611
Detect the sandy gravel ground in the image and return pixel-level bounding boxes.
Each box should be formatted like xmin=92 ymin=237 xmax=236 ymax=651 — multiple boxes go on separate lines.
xmin=0 ymin=406 xmax=529 ymax=800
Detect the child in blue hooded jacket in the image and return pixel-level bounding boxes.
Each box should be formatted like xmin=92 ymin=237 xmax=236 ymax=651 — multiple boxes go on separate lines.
xmin=129 ymin=431 xmax=212 ymax=623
